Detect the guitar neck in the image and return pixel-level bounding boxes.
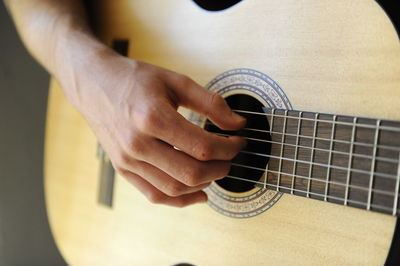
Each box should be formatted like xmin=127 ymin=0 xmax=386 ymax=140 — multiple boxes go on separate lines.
xmin=240 ymin=108 xmax=400 ymax=216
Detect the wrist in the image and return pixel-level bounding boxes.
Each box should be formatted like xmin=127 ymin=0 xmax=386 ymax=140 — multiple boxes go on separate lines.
xmin=52 ymin=27 xmax=113 ymax=106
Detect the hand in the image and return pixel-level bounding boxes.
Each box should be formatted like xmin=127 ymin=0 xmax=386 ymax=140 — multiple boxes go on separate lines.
xmin=61 ymin=48 xmax=246 ymax=207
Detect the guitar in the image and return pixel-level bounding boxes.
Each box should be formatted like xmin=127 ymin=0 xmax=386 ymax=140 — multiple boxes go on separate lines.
xmin=44 ymin=0 xmax=400 ymax=265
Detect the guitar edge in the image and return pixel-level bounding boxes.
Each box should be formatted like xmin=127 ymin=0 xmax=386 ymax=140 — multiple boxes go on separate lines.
xmin=45 ymin=0 xmax=399 ymax=265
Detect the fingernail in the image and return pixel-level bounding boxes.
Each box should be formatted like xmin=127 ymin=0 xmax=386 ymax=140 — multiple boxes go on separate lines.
xmin=233 ymin=112 xmax=246 ymax=125
xmin=200 ymin=193 xmax=208 ymax=203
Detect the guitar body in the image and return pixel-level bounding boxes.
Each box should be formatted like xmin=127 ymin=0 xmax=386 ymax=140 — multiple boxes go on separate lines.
xmin=45 ymin=0 xmax=400 ymax=265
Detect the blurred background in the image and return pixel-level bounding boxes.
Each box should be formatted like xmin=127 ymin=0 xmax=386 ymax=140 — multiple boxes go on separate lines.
xmin=0 ymin=1 xmax=66 ymax=265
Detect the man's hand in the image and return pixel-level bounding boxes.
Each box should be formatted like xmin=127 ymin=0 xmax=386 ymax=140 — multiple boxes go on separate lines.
xmin=5 ymin=0 xmax=246 ymax=207
xmin=63 ymin=49 xmax=246 ymax=207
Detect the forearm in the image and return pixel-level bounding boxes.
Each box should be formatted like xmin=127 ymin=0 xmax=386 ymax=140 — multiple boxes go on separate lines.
xmin=4 ymin=0 xmax=247 ymax=208
xmin=4 ymin=0 xmax=112 ymax=104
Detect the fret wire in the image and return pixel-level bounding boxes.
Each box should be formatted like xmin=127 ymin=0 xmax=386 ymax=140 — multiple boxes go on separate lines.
xmin=208 ymin=120 xmax=400 ymax=154
xmin=307 ymin=113 xmax=318 ymax=198
xmin=277 ymin=110 xmax=288 ymax=192
xmin=325 ymin=115 xmax=336 ymax=201
xmin=239 ymin=150 xmax=396 ymax=180
xmin=230 ymin=162 xmax=396 ymax=197
xmin=264 ymin=109 xmax=275 ymax=189
xmin=367 ymin=120 xmax=380 ymax=210
xmin=291 ymin=111 xmax=302 ymax=194
xmin=225 ymin=174 xmax=395 ymax=213
xmin=220 ymin=133 xmax=398 ymax=180
xmin=237 ymin=109 xmax=400 ymax=133
xmin=393 ymin=153 xmax=400 ymax=215
xmin=240 ymin=126 xmax=400 ymax=154
xmin=206 ymin=122 xmax=398 ymax=163
xmin=344 ymin=117 xmax=357 ymax=206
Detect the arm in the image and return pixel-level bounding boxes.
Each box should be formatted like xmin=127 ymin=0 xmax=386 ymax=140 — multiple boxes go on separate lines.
xmin=5 ymin=0 xmax=246 ymax=207
xmin=4 ymin=0 xmax=94 ymax=75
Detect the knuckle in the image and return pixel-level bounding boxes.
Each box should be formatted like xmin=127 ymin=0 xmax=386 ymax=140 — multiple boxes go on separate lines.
xmin=192 ymin=140 xmax=213 ymax=161
xmin=113 ymin=165 xmax=126 ymax=176
xmin=207 ymin=92 xmax=224 ymax=110
xmin=177 ymin=74 xmax=192 ymax=86
xmin=163 ymin=182 xmax=185 ymax=197
xmin=116 ymin=152 xmax=131 ymax=167
xmin=137 ymin=106 xmax=160 ymax=133
xmin=127 ymin=136 xmax=145 ymax=157
xmin=181 ymin=166 xmax=202 ymax=187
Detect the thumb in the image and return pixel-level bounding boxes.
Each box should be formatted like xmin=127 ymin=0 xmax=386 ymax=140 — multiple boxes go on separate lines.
xmin=166 ymin=73 xmax=246 ymax=130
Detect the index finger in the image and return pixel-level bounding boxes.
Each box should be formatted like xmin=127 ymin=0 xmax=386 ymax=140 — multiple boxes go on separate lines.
xmin=146 ymin=104 xmax=246 ymax=161
xmin=164 ymin=72 xmax=247 ymax=131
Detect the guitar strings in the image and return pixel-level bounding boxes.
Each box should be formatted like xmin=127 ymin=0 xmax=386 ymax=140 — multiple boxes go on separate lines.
xmin=230 ymin=162 xmax=396 ymax=197
xmin=190 ymin=108 xmax=400 ymax=207
xmin=233 ymin=109 xmax=400 ymax=133
xmin=241 ymin=126 xmax=398 ymax=164
xmin=204 ymin=120 xmax=400 ymax=154
xmin=223 ymin=174 xmax=396 ymax=213
xmin=239 ymin=149 xmax=397 ymax=180
xmin=215 ymin=132 xmax=399 ymax=180
xmin=235 ymin=125 xmax=400 ymax=157
xmin=206 ymin=124 xmax=398 ymax=164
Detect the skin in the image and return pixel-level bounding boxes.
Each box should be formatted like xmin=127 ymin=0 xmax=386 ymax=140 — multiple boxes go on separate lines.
xmin=4 ymin=0 xmax=246 ymax=207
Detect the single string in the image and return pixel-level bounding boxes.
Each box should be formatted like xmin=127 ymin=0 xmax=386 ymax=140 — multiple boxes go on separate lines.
xmin=233 ymin=109 xmax=400 ymax=134
xmin=224 ymin=174 xmax=395 ymax=213
xmin=205 ymin=121 xmax=400 ymax=156
xmin=217 ymin=132 xmax=399 ymax=180
xmin=230 ymin=162 xmax=396 ymax=197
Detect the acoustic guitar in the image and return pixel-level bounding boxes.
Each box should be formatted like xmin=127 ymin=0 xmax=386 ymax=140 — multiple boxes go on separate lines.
xmin=45 ymin=0 xmax=400 ymax=265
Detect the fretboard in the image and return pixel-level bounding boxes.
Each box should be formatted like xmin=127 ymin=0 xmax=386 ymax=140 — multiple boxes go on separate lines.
xmin=214 ymin=108 xmax=400 ymax=216
xmin=263 ymin=108 xmax=400 ymax=216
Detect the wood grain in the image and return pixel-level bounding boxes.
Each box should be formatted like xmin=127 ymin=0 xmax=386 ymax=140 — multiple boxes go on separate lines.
xmin=45 ymin=0 xmax=399 ymax=265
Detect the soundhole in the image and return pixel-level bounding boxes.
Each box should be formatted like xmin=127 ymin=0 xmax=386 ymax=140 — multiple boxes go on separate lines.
xmin=205 ymin=94 xmax=271 ymax=193
xmin=192 ymin=0 xmax=242 ymax=11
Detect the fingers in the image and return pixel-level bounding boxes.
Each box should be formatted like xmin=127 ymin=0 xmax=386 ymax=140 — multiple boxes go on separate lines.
xmin=121 ymin=170 xmax=208 ymax=207
xmin=124 ymin=138 xmax=232 ymax=187
xmin=137 ymin=103 xmax=246 ymax=161
xmin=120 ymin=158 xmax=211 ymax=197
xmin=164 ymin=72 xmax=247 ymax=131
xmin=100 ymin=65 xmax=249 ymax=207
xmin=153 ymin=140 xmax=232 ymax=186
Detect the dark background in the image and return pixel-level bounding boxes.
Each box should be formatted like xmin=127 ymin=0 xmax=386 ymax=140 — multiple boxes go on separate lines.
xmin=0 ymin=1 xmax=66 ymax=265
xmin=0 ymin=1 xmax=398 ymax=265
